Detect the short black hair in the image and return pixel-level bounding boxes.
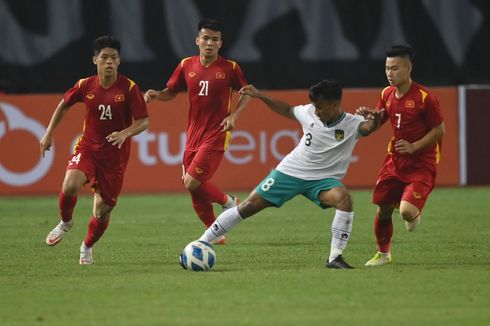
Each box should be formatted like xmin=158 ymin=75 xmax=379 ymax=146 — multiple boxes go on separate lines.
xmin=386 ymin=44 xmax=413 ymax=62
xmin=308 ymin=80 xmax=342 ymax=103
xmin=93 ymin=36 xmax=121 ymax=55
xmin=198 ymin=19 xmax=223 ymax=32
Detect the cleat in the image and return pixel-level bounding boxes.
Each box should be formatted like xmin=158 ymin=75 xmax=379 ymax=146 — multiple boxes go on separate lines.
xmin=45 ymin=221 xmax=73 ymax=246
xmin=326 ymin=255 xmax=354 ymax=269
xmin=405 ymin=216 xmax=420 ymax=231
xmin=210 ymin=235 xmax=226 ymax=245
xmin=365 ymin=251 xmax=391 ymax=266
xmin=79 ymin=242 xmax=94 ymax=265
xmin=222 ymin=195 xmax=239 ymax=210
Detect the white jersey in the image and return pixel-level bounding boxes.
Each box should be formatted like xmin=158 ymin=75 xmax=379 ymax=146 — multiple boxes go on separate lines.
xmin=276 ymin=104 xmax=365 ymax=180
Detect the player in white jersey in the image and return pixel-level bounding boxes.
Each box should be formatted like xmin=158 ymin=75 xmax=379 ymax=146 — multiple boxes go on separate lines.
xmin=190 ymin=80 xmax=383 ymax=269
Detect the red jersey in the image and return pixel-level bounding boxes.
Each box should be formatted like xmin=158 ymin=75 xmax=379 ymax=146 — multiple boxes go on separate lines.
xmin=64 ymin=74 xmax=148 ymax=158
xmin=376 ymin=82 xmax=444 ymax=170
xmin=166 ymin=56 xmax=248 ymax=151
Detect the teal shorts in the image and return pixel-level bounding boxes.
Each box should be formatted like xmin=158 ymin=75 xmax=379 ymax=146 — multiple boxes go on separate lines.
xmin=255 ymin=169 xmax=344 ymax=208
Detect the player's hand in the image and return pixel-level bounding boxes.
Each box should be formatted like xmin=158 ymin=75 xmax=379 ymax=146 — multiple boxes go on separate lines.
xmin=239 ymin=85 xmax=261 ymax=98
xmin=40 ymin=133 xmax=53 ymax=158
xmin=106 ymin=131 xmax=128 ymax=149
xmin=395 ymin=139 xmax=416 ymax=154
xmin=220 ymin=114 xmax=237 ymax=131
xmin=144 ymin=89 xmax=158 ymax=103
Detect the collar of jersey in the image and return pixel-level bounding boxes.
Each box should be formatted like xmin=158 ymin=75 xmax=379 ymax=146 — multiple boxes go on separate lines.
xmin=324 ymin=111 xmax=346 ymax=128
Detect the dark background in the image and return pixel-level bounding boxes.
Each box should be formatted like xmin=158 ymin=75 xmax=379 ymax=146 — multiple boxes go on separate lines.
xmin=1 ymin=0 xmax=489 ymax=93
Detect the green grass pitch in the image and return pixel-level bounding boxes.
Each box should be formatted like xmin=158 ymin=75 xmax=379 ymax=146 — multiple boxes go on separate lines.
xmin=0 ymin=187 xmax=489 ymax=325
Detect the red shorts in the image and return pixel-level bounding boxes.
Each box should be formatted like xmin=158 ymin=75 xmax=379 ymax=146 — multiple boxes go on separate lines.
xmin=372 ymin=156 xmax=436 ymax=211
xmin=183 ymin=148 xmax=224 ymax=183
xmin=66 ymin=147 xmax=129 ymax=206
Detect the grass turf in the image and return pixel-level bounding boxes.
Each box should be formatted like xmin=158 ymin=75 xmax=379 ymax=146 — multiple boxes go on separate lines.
xmin=0 ymin=187 xmax=489 ymax=325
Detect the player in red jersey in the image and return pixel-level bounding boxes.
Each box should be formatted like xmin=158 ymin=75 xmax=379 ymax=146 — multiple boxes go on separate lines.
xmin=144 ymin=19 xmax=250 ymax=244
xmin=358 ymin=45 xmax=445 ymax=266
xmin=41 ymin=36 xmax=149 ymax=264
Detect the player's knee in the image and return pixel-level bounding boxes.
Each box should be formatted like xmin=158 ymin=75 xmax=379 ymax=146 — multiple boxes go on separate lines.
xmin=338 ymin=192 xmax=353 ymax=211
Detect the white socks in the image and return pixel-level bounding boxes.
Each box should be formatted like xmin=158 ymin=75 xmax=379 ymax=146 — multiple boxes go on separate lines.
xmin=199 ymin=206 xmax=243 ymax=243
xmin=329 ymin=210 xmax=354 ymax=262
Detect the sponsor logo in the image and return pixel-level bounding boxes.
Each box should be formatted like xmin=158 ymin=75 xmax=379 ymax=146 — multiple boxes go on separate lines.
xmin=213 ymin=224 xmax=219 ymax=231
xmin=405 ymin=100 xmax=415 ymax=108
xmin=216 ymin=72 xmax=225 ymax=79
xmin=335 ymin=129 xmax=344 ymax=141
xmin=413 ymin=192 xmax=422 ymax=199
xmin=115 ymin=94 xmax=124 ymax=102
xmin=86 ymin=94 xmax=95 ymax=100
xmin=341 ymin=233 xmax=349 ymax=240
xmin=188 ymin=72 xmax=196 ymax=77
xmin=0 ymin=102 xmax=54 ymax=186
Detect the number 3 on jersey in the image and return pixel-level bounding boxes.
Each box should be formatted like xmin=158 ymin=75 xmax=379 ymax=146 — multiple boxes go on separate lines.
xmin=99 ymin=104 xmax=113 ymax=120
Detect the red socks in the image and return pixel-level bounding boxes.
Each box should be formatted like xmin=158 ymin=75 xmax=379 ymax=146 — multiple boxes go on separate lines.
xmin=374 ymin=214 xmax=393 ymax=253
xmin=84 ymin=216 xmax=110 ymax=247
xmin=190 ymin=182 xmax=227 ymax=227
xmin=198 ymin=182 xmax=228 ymax=205
xmin=59 ymin=192 xmax=77 ymax=223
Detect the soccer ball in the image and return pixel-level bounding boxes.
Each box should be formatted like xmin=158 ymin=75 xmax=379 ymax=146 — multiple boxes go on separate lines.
xmin=179 ymin=240 xmax=216 ymax=271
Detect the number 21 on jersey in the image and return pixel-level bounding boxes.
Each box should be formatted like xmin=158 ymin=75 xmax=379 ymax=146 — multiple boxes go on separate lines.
xmin=199 ymin=80 xmax=209 ymax=96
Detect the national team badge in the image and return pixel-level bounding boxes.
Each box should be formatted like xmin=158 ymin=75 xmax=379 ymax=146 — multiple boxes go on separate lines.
xmin=405 ymin=100 xmax=415 ymax=108
xmin=216 ymin=72 xmax=225 ymax=79
xmin=86 ymin=94 xmax=95 ymax=100
xmin=335 ymin=129 xmax=344 ymax=141
xmin=115 ymin=94 xmax=124 ymax=102
xmin=188 ymin=72 xmax=196 ymax=77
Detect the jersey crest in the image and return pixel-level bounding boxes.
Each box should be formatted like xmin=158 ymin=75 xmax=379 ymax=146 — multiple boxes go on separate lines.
xmin=335 ymin=129 xmax=345 ymax=141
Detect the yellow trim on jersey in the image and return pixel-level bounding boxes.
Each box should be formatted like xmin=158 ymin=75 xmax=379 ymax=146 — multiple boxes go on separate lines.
xmin=419 ymin=89 xmax=428 ymax=104
xmin=227 ymin=87 xmax=233 ymax=113
xmin=387 ymin=136 xmax=394 ymax=154
xmin=180 ymin=57 xmax=192 ymax=67
xmin=77 ymin=78 xmax=89 ymax=88
xmin=226 ymin=59 xmax=237 ymax=70
xmin=381 ymin=86 xmax=390 ymax=99
xmin=435 ymin=142 xmax=441 ymax=164
xmin=127 ymin=78 xmax=136 ymax=91
xmin=224 ymin=131 xmax=232 ymax=150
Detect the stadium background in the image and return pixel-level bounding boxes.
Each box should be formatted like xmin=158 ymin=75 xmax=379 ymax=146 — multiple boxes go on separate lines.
xmin=1 ymin=0 xmax=489 ymax=195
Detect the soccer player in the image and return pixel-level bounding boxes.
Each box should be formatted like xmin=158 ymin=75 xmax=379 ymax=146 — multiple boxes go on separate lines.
xmin=192 ymin=80 xmax=383 ymax=269
xmin=362 ymin=45 xmax=445 ymax=266
xmin=41 ymin=36 xmax=149 ymax=265
xmin=144 ymin=19 xmax=250 ymax=244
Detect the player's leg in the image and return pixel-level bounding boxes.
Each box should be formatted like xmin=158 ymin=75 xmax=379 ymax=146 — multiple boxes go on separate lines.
xmin=80 ymin=192 xmax=113 ymax=265
xmin=199 ymin=190 xmax=273 ymax=243
xmin=184 ymin=150 xmax=235 ymax=235
xmin=400 ymin=178 xmax=434 ymax=231
xmin=365 ymin=176 xmax=404 ymax=266
xmin=313 ymin=182 xmax=354 ymax=269
xmin=46 ymin=151 xmax=92 ymax=246
xmin=199 ymin=169 xmax=294 ymax=243
xmin=79 ymin=160 xmax=122 ymax=265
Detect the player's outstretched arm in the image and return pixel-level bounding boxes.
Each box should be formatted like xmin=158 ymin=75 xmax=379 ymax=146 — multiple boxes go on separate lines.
xmin=239 ymin=85 xmax=295 ymax=120
xmin=144 ymin=88 xmax=178 ymax=103
xmin=40 ymin=99 xmax=70 ymax=158
xmin=357 ymin=107 xmax=383 ymax=137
